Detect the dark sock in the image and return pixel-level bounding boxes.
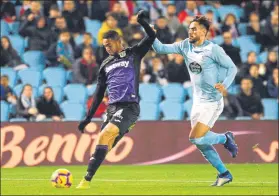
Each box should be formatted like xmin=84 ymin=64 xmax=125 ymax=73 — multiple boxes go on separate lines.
xmin=84 ymin=145 xmax=108 ymax=181
xmin=219 ymin=170 xmax=229 ymax=177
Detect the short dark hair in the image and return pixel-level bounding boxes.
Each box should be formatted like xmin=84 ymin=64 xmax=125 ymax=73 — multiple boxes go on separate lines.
xmin=59 ymin=30 xmax=70 ymax=36
xmin=84 ymin=32 xmax=92 ymax=37
xmin=190 ymin=16 xmax=211 ymax=32
xmin=1 ymin=75 xmax=9 ymax=79
xmin=103 ymin=30 xmax=120 ymax=40
xmin=50 ymin=4 xmax=59 ymax=11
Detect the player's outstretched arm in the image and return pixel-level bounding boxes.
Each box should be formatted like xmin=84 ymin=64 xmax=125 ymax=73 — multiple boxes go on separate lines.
xmin=213 ymin=45 xmax=237 ymax=89
xmin=78 ymin=71 xmax=107 ymax=133
xmin=152 ymin=37 xmax=184 ymax=55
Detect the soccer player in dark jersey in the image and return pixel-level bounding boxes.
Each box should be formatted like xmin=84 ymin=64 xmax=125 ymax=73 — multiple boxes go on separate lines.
xmin=76 ymin=10 xmax=156 ymax=189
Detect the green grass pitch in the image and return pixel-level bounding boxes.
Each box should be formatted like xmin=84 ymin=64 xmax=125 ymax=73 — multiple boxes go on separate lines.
xmin=1 ymin=164 xmax=278 ymax=195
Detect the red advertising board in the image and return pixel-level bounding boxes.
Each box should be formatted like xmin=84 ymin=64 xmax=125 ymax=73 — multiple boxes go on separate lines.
xmin=1 ymin=121 xmax=278 ymax=168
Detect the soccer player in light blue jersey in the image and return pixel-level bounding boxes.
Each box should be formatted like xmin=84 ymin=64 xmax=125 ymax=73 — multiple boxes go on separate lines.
xmin=152 ymin=16 xmax=238 ymax=186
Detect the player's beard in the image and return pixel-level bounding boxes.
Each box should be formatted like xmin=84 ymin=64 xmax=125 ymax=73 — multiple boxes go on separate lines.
xmin=189 ymin=36 xmax=199 ymax=44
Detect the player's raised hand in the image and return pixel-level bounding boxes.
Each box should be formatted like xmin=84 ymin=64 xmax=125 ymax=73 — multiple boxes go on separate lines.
xmin=137 ymin=10 xmax=147 ymax=22
xmin=215 ymin=83 xmax=226 ymax=94
xmin=78 ymin=119 xmax=90 ymax=133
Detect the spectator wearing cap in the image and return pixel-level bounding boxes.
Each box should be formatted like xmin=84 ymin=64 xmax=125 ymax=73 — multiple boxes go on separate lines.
xmin=73 ymin=47 xmax=98 ymax=85
xmin=97 ymin=12 xmax=123 ymax=45
xmin=237 ymin=78 xmax=264 ymax=120
xmin=221 ymin=31 xmax=241 ymax=66
xmin=267 ymin=68 xmax=278 ymax=98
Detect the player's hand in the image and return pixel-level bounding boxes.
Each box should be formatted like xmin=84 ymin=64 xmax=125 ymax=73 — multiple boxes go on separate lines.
xmin=78 ymin=119 xmax=91 ymax=133
xmin=215 ymin=83 xmax=226 ymax=94
xmin=137 ymin=10 xmax=147 ymax=22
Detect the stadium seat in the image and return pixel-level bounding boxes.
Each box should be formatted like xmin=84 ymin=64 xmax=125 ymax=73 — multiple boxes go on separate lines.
xmin=237 ymin=36 xmax=261 ymax=63
xmin=0 ymin=67 xmax=17 ymax=87
xmin=238 ymin=23 xmax=248 ymax=35
xmin=8 ymin=34 xmax=25 ymax=56
xmin=139 ymin=102 xmax=160 ymax=120
xmin=212 ymin=35 xmax=224 ymax=45
xmin=235 ymin=116 xmax=252 ymax=120
xmin=18 ymin=69 xmax=42 ymax=88
xmin=64 ymin=84 xmax=88 ymax=104
xmin=199 ymin=5 xmax=219 ymax=19
xmin=1 ymin=20 xmax=10 ymax=36
xmin=67 ymin=70 xmax=73 ymax=82
xmin=84 ymin=19 xmax=101 ymax=40
xmin=87 ymin=84 xmax=97 ymax=96
xmin=185 ymin=86 xmax=193 ymax=99
xmin=60 ymin=101 xmax=85 ymax=121
xmin=160 ymin=101 xmax=184 ymax=120
xmin=162 ymin=83 xmax=186 ymax=103
xmin=139 ymin=83 xmax=162 ymax=103
xmin=258 ymin=51 xmax=268 ymax=64
xmin=23 ymin=51 xmax=46 ymax=71
xmin=1 ymin=101 xmax=9 ymax=122
xmin=9 ymin=21 xmax=20 ymax=35
xmin=14 ymin=84 xmax=38 ymax=98
xmin=218 ymin=5 xmax=244 ymax=21
xmin=184 ymin=99 xmax=193 ymax=117
xmin=218 ymin=116 xmax=228 ymax=120
xmin=9 ymin=118 xmax=28 ymax=122
xmin=39 ymin=85 xmax=64 ymax=103
xmin=262 ymin=98 xmax=278 ymax=120
xmin=74 ymin=34 xmax=84 ymax=45
xmin=43 ymin=67 xmax=67 ymax=87
xmin=227 ymin=84 xmax=240 ymax=95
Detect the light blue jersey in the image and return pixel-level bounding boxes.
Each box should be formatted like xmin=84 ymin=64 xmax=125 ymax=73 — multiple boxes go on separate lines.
xmin=152 ymin=38 xmax=237 ymax=103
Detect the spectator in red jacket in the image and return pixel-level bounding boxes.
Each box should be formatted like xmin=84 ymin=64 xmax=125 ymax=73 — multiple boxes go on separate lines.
xmin=178 ymin=1 xmax=200 ymax=25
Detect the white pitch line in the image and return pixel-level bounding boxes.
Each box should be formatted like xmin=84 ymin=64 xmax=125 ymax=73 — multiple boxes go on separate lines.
xmin=0 ymin=178 xmax=277 ymax=184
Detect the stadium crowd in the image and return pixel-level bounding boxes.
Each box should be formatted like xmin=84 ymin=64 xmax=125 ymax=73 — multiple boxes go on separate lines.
xmin=0 ymin=0 xmax=278 ymax=121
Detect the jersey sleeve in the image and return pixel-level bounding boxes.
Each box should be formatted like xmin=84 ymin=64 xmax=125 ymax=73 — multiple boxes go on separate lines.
xmin=212 ymin=45 xmax=237 ymax=89
xmin=85 ymin=69 xmax=107 ymax=120
xmin=152 ymin=38 xmax=184 ymax=55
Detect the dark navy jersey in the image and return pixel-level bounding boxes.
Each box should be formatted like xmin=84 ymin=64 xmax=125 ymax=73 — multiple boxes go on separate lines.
xmin=85 ymin=17 xmax=156 ymax=120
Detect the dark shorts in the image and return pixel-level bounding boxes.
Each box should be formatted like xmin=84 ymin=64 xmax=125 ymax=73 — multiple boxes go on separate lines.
xmin=100 ymin=102 xmax=140 ymax=147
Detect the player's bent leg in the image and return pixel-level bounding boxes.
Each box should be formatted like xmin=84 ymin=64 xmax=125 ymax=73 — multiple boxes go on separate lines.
xmin=76 ymin=123 xmax=120 ymax=189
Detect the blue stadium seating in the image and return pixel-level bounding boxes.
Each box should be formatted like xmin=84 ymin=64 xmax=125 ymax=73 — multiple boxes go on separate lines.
xmin=87 ymin=84 xmax=97 ymax=96
xmin=23 ymin=51 xmax=46 ymax=71
xmin=237 ymin=36 xmax=261 ymax=62
xmin=10 ymin=21 xmax=20 ymax=35
xmin=1 ymin=101 xmax=9 ymax=122
xmin=84 ymin=19 xmax=101 ymax=41
xmin=262 ymin=98 xmax=278 ymax=120
xmin=235 ymin=116 xmax=252 ymax=120
xmin=74 ymin=34 xmax=84 ymax=45
xmin=18 ymin=69 xmax=42 ymax=88
xmin=139 ymin=102 xmax=160 ymax=120
xmin=39 ymin=85 xmax=64 ymax=103
xmin=199 ymin=5 xmax=219 ymax=19
xmin=184 ymin=99 xmax=193 ymax=117
xmin=60 ymin=101 xmax=85 ymax=121
xmin=1 ymin=20 xmax=9 ymax=36
xmin=14 ymin=84 xmax=38 ymax=98
xmin=258 ymin=51 xmax=268 ymax=64
xmin=218 ymin=5 xmax=244 ymax=21
xmin=238 ymin=23 xmax=248 ymax=35
xmin=185 ymin=86 xmax=193 ymax=99
xmin=67 ymin=70 xmax=73 ymax=82
xmin=139 ymin=83 xmax=162 ymax=103
xmin=8 ymin=34 xmax=25 ymax=56
xmin=160 ymin=101 xmax=184 ymax=120
xmin=227 ymin=84 xmax=240 ymax=95
xmin=212 ymin=35 xmax=224 ymax=45
xmin=64 ymin=84 xmax=88 ymax=104
xmin=162 ymin=83 xmax=186 ymax=103
xmin=0 ymin=68 xmax=17 ymax=87
xmin=9 ymin=118 xmax=28 ymax=122
xmin=43 ymin=67 xmax=67 ymax=87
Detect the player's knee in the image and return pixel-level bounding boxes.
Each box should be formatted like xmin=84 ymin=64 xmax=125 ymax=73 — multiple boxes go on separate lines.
xmin=98 ymin=128 xmax=119 ymax=145
xmin=189 ymin=137 xmax=203 ymax=145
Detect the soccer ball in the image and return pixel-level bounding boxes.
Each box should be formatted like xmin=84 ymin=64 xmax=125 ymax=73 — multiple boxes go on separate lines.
xmin=50 ymin=168 xmax=73 ymax=188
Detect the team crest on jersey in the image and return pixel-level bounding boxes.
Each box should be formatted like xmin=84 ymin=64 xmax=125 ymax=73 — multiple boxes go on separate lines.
xmin=119 ymin=51 xmax=126 ymax=58
xmin=189 ymin=61 xmax=202 ymax=74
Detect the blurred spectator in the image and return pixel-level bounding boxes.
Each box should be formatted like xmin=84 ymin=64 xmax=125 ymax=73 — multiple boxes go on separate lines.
xmin=237 ymin=78 xmax=264 ymax=120
xmin=47 ymin=4 xmax=61 ymax=28
xmin=123 ymin=14 xmax=144 ymax=46
xmin=166 ymin=53 xmax=190 ymax=84
xmin=41 ymin=0 xmax=57 ymax=17
xmin=37 ymin=87 xmax=64 ymax=121
xmin=155 ymin=16 xmax=173 ymax=44
xmin=19 ymin=16 xmax=52 ymax=51
xmin=166 ymin=4 xmax=180 ymax=35
xmin=89 ymin=0 xmax=110 ymax=22
xmin=248 ymin=64 xmax=266 ymax=98
xmin=267 ymin=68 xmax=278 ymax=98
xmin=111 ymin=1 xmax=129 ymax=28
xmin=19 ymin=0 xmax=32 ymax=19
xmin=262 ymin=11 xmax=278 ymax=50
xmin=0 ymin=75 xmax=17 ymax=105
xmin=247 ymin=12 xmax=264 ymax=46
xmin=73 ymin=47 xmax=98 ymax=85
xmin=221 ymin=89 xmax=243 ymax=119
xmin=1 ymin=0 xmax=16 ymax=22
xmin=76 ymin=0 xmax=89 ymax=18
xmin=143 ymin=56 xmax=167 ymax=85
xmin=264 ymin=51 xmax=278 ymax=79
xmin=221 ymin=14 xmax=240 ymax=38
xmin=221 ymin=31 xmax=241 ymax=66
xmin=87 ymin=94 xmax=108 ymax=118
xmin=178 ymin=1 xmax=200 ymax=26
xmin=75 ymin=33 xmax=94 ymax=58
xmin=95 ymin=45 xmax=109 ymax=66
xmin=205 ymin=10 xmax=220 ymax=38
xmin=0 ymin=36 xmax=26 ymax=69
xmin=62 ymin=0 xmax=85 ymax=34
xmin=97 ymin=12 xmax=123 ymax=45
xmin=21 ymin=1 xmax=42 ymax=26
xmin=17 ymin=84 xmax=44 ymax=121
xmin=237 ymin=51 xmax=258 ymax=82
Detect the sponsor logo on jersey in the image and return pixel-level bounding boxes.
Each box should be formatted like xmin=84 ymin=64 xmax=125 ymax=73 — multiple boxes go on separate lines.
xmin=189 ymin=61 xmax=202 ymax=74
xmin=105 ymin=61 xmax=129 ymax=73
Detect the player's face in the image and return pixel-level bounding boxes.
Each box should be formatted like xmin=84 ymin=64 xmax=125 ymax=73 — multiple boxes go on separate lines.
xmin=188 ymin=22 xmax=205 ymax=44
xmin=103 ymin=38 xmax=121 ymax=55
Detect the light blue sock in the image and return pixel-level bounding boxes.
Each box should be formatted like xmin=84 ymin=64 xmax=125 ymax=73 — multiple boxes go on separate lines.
xmin=196 ymin=144 xmax=227 ymax=174
xmin=190 ymin=131 xmax=226 ymax=146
